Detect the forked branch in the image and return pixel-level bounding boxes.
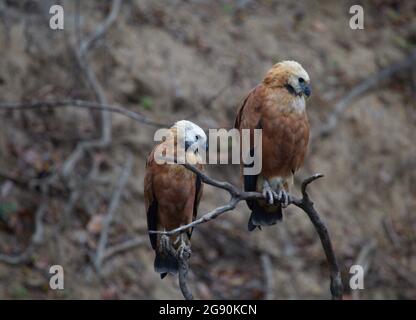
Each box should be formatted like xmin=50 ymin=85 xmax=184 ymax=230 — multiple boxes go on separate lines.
xmin=150 ymin=164 xmax=343 ymax=300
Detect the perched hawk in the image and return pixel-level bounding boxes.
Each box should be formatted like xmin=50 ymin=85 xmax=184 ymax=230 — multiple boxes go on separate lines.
xmin=144 ymin=120 xmax=206 ymax=278
xmin=234 ymin=61 xmax=311 ymax=231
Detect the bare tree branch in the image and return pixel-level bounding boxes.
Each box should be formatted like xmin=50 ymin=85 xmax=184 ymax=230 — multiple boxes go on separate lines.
xmin=94 ymin=153 xmax=133 ymax=271
xmin=102 ymin=236 xmax=147 ymax=262
xmin=178 ymin=246 xmax=193 ymax=300
xmin=0 ymin=98 xmax=163 ymax=206
xmin=59 ymin=0 xmax=122 ymax=177
xmin=149 ymin=164 xmax=343 ymax=300
xmin=0 ymin=99 xmax=167 ymax=127
xmin=160 ymin=236 xmax=194 ymax=300
xmin=296 ymin=175 xmax=343 ymax=300
xmin=382 ymin=217 xmax=401 ymax=250
xmin=315 ymin=49 xmax=416 ymax=139
xmin=149 ymin=164 xmax=303 ymax=236
xmin=0 ymin=245 xmax=35 ymax=265
xmin=79 ymin=0 xmax=122 ymax=56
xmin=352 ymin=240 xmax=376 ymax=300
xmin=384 ymin=253 xmax=416 ymax=288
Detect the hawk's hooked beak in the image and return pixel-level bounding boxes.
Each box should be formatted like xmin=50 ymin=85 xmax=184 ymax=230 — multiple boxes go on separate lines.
xmin=300 ymin=83 xmax=311 ymax=97
xmin=185 ymin=140 xmax=207 ymax=154
xmin=185 ymin=140 xmax=192 ymax=151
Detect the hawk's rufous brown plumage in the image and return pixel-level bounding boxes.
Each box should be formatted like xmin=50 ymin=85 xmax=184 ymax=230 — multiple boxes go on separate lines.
xmin=144 ymin=120 xmax=206 ymax=278
xmin=235 ymin=61 xmax=311 ymax=231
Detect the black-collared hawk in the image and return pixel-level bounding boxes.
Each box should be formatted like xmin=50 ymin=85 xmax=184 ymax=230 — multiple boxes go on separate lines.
xmin=144 ymin=120 xmax=206 ymax=278
xmin=234 ymin=61 xmax=311 ymax=231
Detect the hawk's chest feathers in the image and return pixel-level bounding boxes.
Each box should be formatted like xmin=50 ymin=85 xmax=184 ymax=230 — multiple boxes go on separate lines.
xmin=260 ymin=92 xmax=310 ymax=178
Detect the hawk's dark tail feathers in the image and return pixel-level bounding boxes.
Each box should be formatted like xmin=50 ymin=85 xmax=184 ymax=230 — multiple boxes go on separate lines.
xmin=154 ymin=252 xmax=178 ymax=279
xmin=247 ymin=201 xmax=283 ymax=231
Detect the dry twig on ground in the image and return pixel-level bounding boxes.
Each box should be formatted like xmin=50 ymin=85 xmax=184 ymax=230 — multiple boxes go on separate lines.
xmin=0 ymin=100 xmax=166 ymax=128
xmin=352 ymin=240 xmax=376 ymax=300
xmin=102 ymin=236 xmax=147 ymax=262
xmin=94 ymin=153 xmax=134 ymax=271
xmin=315 ymin=50 xmax=416 ymax=140
xmin=62 ymin=0 xmax=122 ymax=176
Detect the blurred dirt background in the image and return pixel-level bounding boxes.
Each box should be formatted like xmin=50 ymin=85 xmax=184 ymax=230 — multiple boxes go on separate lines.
xmin=0 ymin=0 xmax=415 ymax=299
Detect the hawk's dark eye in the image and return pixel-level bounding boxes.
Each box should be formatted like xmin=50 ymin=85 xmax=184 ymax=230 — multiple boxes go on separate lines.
xmin=299 ymin=77 xmax=305 ymax=83
xmin=196 ymin=135 xmax=200 ymax=140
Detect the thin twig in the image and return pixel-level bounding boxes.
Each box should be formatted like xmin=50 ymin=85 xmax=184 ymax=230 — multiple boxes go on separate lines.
xmin=94 ymin=153 xmax=133 ymax=271
xmin=384 ymin=254 xmax=416 ymax=288
xmin=352 ymin=240 xmax=376 ymax=300
xmin=102 ymin=236 xmax=147 ymax=262
xmin=60 ymin=0 xmax=122 ymax=177
xmin=74 ymin=46 xmax=111 ymax=138
xmin=32 ymin=188 xmax=48 ymax=245
xmin=0 ymin=97 xmax=164 ymax=178
xmin=0 ymin=245 xmax=34 ymax=265
xmin=315 ymin=49 xmax=416 ymax=139
xmin=0 ymin=99 xmax=167 ymax=127
xmin=79 ymin=0 xmax=122 ymax=56
xmin=382 ymin=217 xmax=401 ymax=249
xmin=0 ymin=170 xmax=68 ymax=199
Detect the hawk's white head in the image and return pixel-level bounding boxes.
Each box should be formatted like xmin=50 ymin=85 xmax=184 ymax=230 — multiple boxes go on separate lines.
xmin=173 ymin=120 xmax=207 ymax=153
